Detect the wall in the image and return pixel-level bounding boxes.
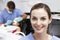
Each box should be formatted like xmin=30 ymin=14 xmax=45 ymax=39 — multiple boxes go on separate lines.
xmin=0 ymin=0 xmax=60 ymax=12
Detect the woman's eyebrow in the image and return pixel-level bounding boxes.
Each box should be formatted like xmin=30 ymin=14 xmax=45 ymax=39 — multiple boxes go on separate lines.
xmin=31 ymin=16 xmax=36 ymax=18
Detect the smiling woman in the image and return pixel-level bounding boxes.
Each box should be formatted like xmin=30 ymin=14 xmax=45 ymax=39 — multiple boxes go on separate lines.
xmin=19 ymin=3 xmax=60 ymax=40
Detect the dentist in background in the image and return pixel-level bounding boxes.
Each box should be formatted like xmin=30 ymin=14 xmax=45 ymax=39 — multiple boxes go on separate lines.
xmin=0 ymin=1 xmax=27 ymax=25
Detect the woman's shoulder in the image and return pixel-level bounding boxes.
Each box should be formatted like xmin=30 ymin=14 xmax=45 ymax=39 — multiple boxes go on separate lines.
xmin=19 ymin=33 xmax=34 ymax=40
xmin=52 ymin=36 xmax=60 ymax=40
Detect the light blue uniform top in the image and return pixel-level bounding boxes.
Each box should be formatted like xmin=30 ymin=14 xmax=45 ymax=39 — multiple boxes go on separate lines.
xmin=19 ymin=33 xmax=60 ymax=40
xmin=0 ymin=8 xmax=23 ymax=23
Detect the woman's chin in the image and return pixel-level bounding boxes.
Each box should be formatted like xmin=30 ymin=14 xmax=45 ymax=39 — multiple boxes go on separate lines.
xmin=35 ymin=28 xmax=44 ymax=34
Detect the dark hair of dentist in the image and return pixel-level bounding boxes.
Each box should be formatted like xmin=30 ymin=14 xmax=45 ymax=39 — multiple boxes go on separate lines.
xmin=19 ymin=3 xmax=60 ymax=40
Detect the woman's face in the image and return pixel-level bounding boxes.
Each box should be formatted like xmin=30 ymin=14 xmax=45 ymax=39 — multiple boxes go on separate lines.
xmin=30 ymin=8 xmax=52 ymax=34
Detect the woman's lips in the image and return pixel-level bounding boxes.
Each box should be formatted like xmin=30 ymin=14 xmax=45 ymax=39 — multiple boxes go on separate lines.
xmin=35 ymin=26 xmax=44 ymax=30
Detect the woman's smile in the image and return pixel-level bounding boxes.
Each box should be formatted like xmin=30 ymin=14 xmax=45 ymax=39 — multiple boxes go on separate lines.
xmin=34 ymin=24 xmax=44 ymax=30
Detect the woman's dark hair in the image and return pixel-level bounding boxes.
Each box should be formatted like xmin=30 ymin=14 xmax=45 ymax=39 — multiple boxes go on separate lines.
xmin=30 ymin=3 xmax=51 ymax=19
xmin=7 ymin=1 xmax=15 ymax=9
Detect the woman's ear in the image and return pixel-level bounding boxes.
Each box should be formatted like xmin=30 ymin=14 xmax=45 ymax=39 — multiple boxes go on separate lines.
xmin=49 ymin=17 xmax=52 ymax=24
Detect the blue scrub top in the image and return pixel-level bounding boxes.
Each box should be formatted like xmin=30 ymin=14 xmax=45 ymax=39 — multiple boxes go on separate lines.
xmin=0 ymin=8 xmax=23 ymax=23
xmin=19 ymin=33 xmax=60 ymax=40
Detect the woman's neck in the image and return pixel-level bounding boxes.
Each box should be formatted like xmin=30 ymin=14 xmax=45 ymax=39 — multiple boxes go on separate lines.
xmin=33 ymin=33 xmax=52 ymax=40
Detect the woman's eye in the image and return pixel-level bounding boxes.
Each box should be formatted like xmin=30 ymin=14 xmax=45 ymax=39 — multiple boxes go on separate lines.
xmin=41 ymin=17 xmax=46 ymax=20
xmin=32 ymin=17 xmax=37 ymax=20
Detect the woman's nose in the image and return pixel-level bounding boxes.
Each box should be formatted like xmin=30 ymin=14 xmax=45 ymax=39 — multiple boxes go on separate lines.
xmin=37 ymin=20 xmax=41 ymax=25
